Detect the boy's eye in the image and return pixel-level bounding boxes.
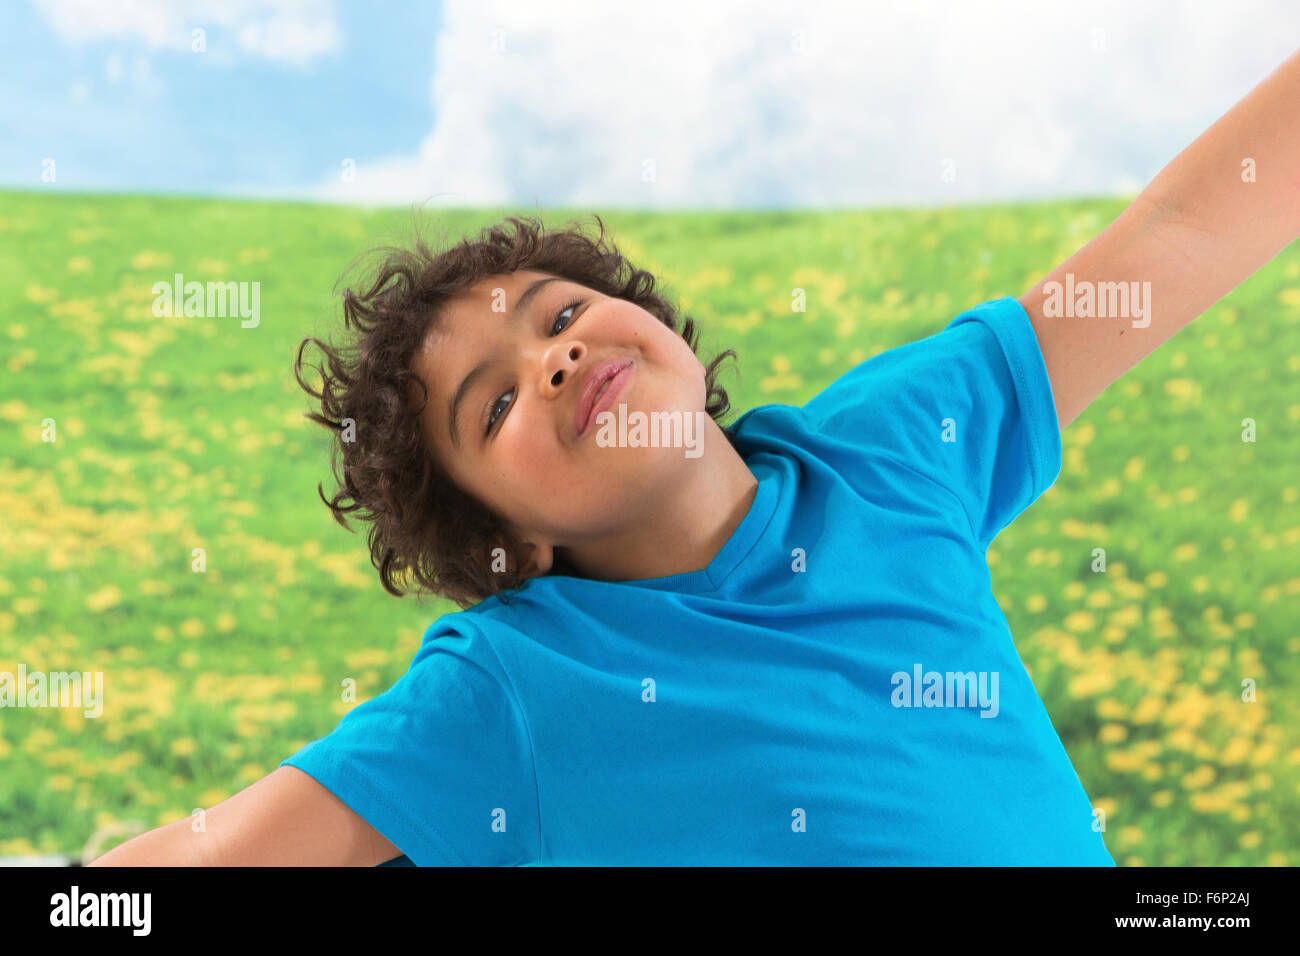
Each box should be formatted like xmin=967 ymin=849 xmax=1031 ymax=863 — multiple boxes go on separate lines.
xmin=483 ymin=297 xmax=584 ymax=436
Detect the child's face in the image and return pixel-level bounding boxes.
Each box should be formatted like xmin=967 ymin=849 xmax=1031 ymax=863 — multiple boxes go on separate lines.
xmin=412 ymin=269 xmax=710 ymax=576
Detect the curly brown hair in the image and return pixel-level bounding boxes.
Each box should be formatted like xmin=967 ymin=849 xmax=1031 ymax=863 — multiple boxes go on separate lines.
xmin=294 ymin=214 xmax=744 ymax=611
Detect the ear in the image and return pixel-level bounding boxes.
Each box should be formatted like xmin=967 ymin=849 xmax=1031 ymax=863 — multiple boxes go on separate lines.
xmin=495 ymin=525 xmax=554 ymax=579
xmin=519 ymin=540 xmax=554 ymax=578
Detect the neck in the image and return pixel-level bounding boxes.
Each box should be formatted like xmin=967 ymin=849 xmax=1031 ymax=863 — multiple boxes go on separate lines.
xmin=557 ymin=421 xmax=758 ymax=584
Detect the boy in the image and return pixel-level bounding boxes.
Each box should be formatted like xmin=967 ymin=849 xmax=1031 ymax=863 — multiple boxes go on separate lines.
xmin=90 ymin=48 xmax=1300 ymax=866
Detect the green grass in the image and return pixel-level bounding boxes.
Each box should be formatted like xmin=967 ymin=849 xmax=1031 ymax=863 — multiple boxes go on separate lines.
xmin=1 ymin=190 xmax=1297 ymax=864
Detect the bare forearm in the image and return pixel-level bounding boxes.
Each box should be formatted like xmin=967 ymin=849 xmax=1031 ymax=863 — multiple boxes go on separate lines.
xmin=85 ymin=818 xmax=209 ymax=866
xmin=1144 ymin=47 xmax=1300 ymax=287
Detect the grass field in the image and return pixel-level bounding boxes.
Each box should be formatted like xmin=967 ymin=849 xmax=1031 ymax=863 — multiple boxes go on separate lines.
xmin=1 ymin=190 xmax=1297 ymax=865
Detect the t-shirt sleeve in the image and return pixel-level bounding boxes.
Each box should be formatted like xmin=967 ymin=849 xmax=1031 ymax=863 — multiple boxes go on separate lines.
xmin=801 ymin=295 xmax=1062 ymax=547
xmin=279 ymin=621 xmax=541 ymax=866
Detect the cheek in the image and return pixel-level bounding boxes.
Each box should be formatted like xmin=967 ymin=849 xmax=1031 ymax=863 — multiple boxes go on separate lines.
xmin=651 ymin=325 xmax=699 ymax=371
xmin=499 ymin=420 xmax=554 ymax=472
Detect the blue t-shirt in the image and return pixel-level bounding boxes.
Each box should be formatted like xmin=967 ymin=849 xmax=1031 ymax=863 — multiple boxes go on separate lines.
xmin=281 ymin=295 xmax=1115 ymax=866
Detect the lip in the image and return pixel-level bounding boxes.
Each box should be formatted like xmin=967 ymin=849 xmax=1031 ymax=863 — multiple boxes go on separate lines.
xmin=575 ymin=358 xmax=634 ymax=438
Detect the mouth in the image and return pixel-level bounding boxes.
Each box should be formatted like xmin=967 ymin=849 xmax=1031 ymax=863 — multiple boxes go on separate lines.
xmin=575 ymin=357 xmax=634 ymax=438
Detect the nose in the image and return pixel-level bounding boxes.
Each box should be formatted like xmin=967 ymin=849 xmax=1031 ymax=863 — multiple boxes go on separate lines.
xmin=545 ymin=340 xmax=585 ymax=393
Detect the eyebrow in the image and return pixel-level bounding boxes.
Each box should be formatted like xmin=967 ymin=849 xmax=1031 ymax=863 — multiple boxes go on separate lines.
xmin=448 ymin=276 xmax=564 ymax=450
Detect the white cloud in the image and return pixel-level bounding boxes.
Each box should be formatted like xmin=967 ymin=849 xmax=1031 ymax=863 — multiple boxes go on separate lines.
xmin=317 ymin=0 xmax=1300 ymax=208
xmin=31 ymin=0 xmax=340 ymax=66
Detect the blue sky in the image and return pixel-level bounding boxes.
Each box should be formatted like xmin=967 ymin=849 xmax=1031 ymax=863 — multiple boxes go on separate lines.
xmin=4 ymin=0 xmax=1299 ymax=208
xmin=2 ymin=0 xmax=440 ymax=197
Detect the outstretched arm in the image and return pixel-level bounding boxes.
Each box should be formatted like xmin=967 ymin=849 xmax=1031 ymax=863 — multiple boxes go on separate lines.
xmin=1020 ymin=47 xmax=1300 ymax=431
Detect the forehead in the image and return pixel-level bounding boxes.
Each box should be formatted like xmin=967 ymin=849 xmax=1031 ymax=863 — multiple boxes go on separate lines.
xmin=426 ymin=268 xmax=557 ymax=344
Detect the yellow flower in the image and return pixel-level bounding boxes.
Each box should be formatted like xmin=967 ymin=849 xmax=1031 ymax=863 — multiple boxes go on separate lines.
xmin=289 ymin=672 xmax=323 ymax=693
xmin=1182 ymin=765 xmax=1216 ymax=790
xmin=1165 ymin=688 xmax=1210 ymax=728
xmin=130 ymin=250 xmax=173 ymax=269
xmin=1249 ymin=741 xmax=1277 ymax=766
xmin=1145 ymin=571 xmax=1168 ymax=588
xmin=1088 ymin=799 xmax=1116 ymax=824
xmin=1098 ymin=723 xmax=1128 ymax=744
xmin=24 ymin=284 xmax=58 ymax=304
xmin=1026 ymin=594 xmax=1047 ymax=613
xmin=1085 ymin=589 xmax=1113 ymax=608
xmin=1119 ymin=825 xmax=1144 ymax=845
xmin=170 ymin=737 xmax=197 ymax=757
xmin=1219 ymin=738 xmax=1252 ymax=764
xmin=1132 ymin=696 xmax=1164 ymax=724
xmin=85 ymin=586 xmax=123 ymax=612
xmin=1190 ymin=790 xmax=1232 ymax=813
xmin=1108 ymin=605 xmax=1143 ymax=629
xmin=179 ymin=618 xmax=204 ymax=638
xmin=40 ymin=747 xmax=81 ymax=768
xmin=107 ymin=751 xmax=142 ymax=774
xmin=345 ymin=648 xmax=392 ymax=670
xmin=1064 ymin=610 xmax=1096 ymax=633
xmin=1150 ymin=606 xmax=1178 ymax=639
xmin=1172 ymin=543 xmax=1198 ymax=561
xmin=1105 ymin=748 xmax=1143 ymax=774
xmin=1097 ymin=698 xmax=1128 ymax=719
xmin=154 ymin=808 xmax=188 ymax=827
